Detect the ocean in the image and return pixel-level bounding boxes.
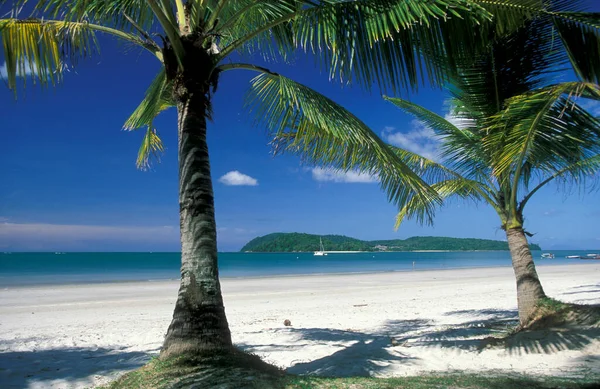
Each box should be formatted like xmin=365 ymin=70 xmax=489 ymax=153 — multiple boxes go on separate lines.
xmin=0 ymin=250 xmax=596 ymax=287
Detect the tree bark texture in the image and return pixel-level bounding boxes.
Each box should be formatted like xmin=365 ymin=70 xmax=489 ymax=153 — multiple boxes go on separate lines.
xmin=506 ymin=227 xmax=546 ymax=326
xmin=161 ymin=90 xmax=232 ymax=358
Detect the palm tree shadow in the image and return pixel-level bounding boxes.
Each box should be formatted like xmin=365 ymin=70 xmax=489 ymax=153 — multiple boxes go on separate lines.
xmin=439 ymin=307 xmax=600 ymax=355
xmin=503 ymin=302 xmax=600 ymax=356
xmin=238 ymin=307 xmax=600 ymax=377
xmin=504 ymin=327 xmax=600 ymax=355
xmin=236 ymin=320 xmax=428 ymax=377
xmin=0 ymin=345 xmax=155 ymax=389
xmin=285 ymin=325 xmax=422 ymax=377
xmin=415 ymin=309 xmax=521 ymax=350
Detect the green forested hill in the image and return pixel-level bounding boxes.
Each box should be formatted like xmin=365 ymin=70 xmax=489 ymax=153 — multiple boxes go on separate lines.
xmin=240 ymin=233 xmax=541 ymax=252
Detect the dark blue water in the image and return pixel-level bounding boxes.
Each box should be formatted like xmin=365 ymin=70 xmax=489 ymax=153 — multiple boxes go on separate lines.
xmin=0 ymin=250 xmax=596 ymax=287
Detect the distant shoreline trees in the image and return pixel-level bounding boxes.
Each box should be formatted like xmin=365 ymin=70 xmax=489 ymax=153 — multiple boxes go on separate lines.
xmin=241 ymin=233 xmax=541 ymax=252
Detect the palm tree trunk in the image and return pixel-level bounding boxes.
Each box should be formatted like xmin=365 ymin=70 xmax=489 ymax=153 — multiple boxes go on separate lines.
xmin=161 ymin=91 xmax=232 ymax=358
xmin=506 ymin=226 xmax=546 ymax=326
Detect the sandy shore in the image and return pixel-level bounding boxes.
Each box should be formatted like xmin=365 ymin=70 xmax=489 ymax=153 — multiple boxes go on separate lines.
xmin=1 ymin=263 xmax=599 ymax=388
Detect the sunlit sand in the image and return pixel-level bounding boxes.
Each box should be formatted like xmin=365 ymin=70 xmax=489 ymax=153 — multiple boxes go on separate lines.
xmin=1 ymin=264 xmax=599 ymax=388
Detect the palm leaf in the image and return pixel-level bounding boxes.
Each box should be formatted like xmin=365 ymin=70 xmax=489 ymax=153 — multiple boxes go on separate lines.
xmin=145 ymin=0 xmax=184 ymax=68
xmin=552 ymin=13 xmax=600 ymax=84
xmin=31 ymin=0 xmax=158 ymax=32
xmin=218 ymin=0 xmax=298 ymax=63
xmin=123 ymin=68 xmax=173 ymax=169
xmin=395 ymin=177 xmax=497 ymax=228
xmin=485 ymin=82 xmax=600 ymax=177
xmin=291 ymin=0 xmax=493 ymax=93
xmin=383 ymin=96 xmax=491 ymax=184
xmin=387 ymin=145 xmax=460 ymax=186
xmin=384 ymin=96 xmax=476 ymax=140
xmin=123 ymin=68 xmax=174 ymax=131
xmin=244 ymin=72 xmax=441 ymax=213
xmin=0 ymin=17 xmax=162 ymax=93
xmin=136 ymin=128 xmax=165 ymax=169
xmin=473 ymin=1 xmax=600 ymax=84
xmin=518 ymin=154 xmax=600 ymax=212
xmin=0 ymin=19 xmax=98 ymax=90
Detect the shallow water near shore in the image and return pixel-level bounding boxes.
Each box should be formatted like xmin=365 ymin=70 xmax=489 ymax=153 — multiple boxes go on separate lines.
xmin=1 ymin=250 xmax=597 ymax=287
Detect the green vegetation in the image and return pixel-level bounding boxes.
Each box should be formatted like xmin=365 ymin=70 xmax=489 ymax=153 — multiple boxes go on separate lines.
xmin=241 ymin=233 xmax=540 ymax=252
xmin=280 ymin=375 xmax=599 ymax=389
xmin=382 ymin=7 xmax=600 ymax=326
xmin=102 ymin=353 xmax=599 ymax=389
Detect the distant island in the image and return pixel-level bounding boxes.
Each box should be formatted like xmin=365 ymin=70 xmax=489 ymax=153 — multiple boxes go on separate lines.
xmin=241 ymin=233 xmax=541 ymax=252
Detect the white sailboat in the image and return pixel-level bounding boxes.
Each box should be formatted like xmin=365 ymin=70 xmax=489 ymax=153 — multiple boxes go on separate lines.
xmin=314 ymin=237 xmax=327 ymax=256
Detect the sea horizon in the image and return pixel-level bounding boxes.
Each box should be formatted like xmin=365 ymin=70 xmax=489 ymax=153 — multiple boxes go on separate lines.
xmin=2 ymin=250 xmax=599 ymax=288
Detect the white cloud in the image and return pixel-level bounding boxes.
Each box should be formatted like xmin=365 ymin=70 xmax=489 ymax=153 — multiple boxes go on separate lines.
xmin=311 ymin=167 xmax=378 ymax=183
xmin=381 ymin=120 xmax=441 ymax=161
xmin=218 ymin=171 xmax=258 ymax=186
xmin=0 ymin=61 xmax=36 ymax=79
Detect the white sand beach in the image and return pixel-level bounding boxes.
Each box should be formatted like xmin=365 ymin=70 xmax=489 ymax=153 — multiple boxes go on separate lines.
xmin=1 ymin=263 xmax=599 ymax=388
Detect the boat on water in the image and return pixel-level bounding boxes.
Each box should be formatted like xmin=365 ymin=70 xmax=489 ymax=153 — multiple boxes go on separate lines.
xmin=314 ymin=238 xmax=327 ymax=256
xmin=583 ymin=254 xmax=600 ymax=260
xmin=566 ymin=255 xmax=582 ymax=259
xmin=541 ymin=253 xmax=555 ymax=259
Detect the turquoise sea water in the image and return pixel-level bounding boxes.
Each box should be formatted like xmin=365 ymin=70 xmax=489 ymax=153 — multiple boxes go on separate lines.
xmin=0 ymin=250 xmax=597 ymax=287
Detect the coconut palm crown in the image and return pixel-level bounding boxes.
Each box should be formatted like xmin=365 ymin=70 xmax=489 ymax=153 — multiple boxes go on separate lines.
xmin=385 ymin=11 xmax=600 ymax=326
xmin=2 ymin=0 xmax=598 ymax=357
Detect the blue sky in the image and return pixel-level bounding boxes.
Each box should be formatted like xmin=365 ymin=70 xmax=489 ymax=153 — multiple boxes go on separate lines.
xmin=2 ymin=9 xmax=600 ymax=252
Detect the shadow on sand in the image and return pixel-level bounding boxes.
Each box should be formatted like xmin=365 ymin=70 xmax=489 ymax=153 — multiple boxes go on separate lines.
xmin=238 ymin=302 xmax=599 ymax=377
xmin=0 ymin=346 xmax=155 ymax=389
xmin=284 ymin=322 xmax=425 ymax=376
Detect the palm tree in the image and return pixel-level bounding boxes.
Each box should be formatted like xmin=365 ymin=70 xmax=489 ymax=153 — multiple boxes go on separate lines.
xmin=2 ymin=0 xmax=597 ymax=359
xmin=0 ymin=0 xmax=487 ymax=359
xmin=385 ymin=17 xmax=600 ymax=327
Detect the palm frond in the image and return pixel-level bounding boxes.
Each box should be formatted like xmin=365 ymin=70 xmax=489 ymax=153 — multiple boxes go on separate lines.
xmin=486 ymin=82 xmax=600 ymax=177
xmin=136 ymin=128 xmax=165 ymax=169
xmin=0 ymin=17 xmax=163 ymax=93
xmin=384 ymin=95 xmax=491 ymax=183
xmin=387 ymin=2 xmax=600 ymax=230
xmin=145 ymin=0 xmax=184 ymax=68
xmin=472 ymin=1 xmax=600 ymax=84
xmin=451 ymin=19 xmax=564 ymax=118
xmin=216 ymin=0 xmax=298 ymax=63
xmin=395 ymin=177 xmax=496 ymax=228
xmin=123 ymin=68 xmax=174 ymax=131
xmin=384 ymin=96 xmax=476 ymax=139
xmin=291 ymin=0 xmax=493 ymax=93
xmin=552 ymin=12 xmax=600 ymax=84
xmin=124 ymin=68 xmax=173 ymax=170
xmin=518 ymin=154 xmax=600 ymax=213
xmin=387 ymin=145 xmax=460 ymax=186
xmin=0 ymin=18 xmax=97 ymax=91
xmin=472 ymin=0 xmax=542 ymax=35
xmin=244 ymin=72 xmax=441 ymax=214
xmin=23 ymin=0 xmax=157 ymax=33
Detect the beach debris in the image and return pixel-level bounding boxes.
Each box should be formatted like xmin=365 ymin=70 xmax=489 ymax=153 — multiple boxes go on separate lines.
xmin=390 ymin=337 xmax=409 ymax=347
xmin=283 ymin=319 xmax=292 ymax=326
xmin=353 ymin=304 xmax=368 ymax=307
